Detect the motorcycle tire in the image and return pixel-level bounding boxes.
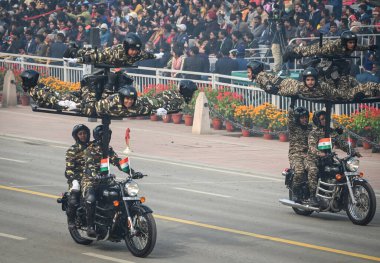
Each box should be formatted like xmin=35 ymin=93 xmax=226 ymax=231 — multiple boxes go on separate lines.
xmin=289 ymin=190 xmax=313 ymax=216
xmin=68 ymin=226 xmax=93 ymax=245
xmin=124 ymin=211 xmax=157 ymax=258
xmin=346 ymin=181 xmax=377 ymax=226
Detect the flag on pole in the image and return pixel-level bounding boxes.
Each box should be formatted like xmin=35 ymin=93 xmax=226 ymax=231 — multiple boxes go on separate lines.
xmin=120 ymin=157 xmax=130 ymax=172
xmin=318 ymin=138 xmax=332 ymax=150
xmin=100 ymin=158 xmax=109 ymax=172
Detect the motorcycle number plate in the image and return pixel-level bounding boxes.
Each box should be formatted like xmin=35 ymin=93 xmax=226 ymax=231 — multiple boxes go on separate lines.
xmin=122 ymin=197 xmax=140 ymax=201
xmin=345 ymin=172 xmax=359 ymax=176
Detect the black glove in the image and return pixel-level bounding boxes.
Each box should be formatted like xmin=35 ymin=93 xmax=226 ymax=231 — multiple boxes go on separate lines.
xmin=335 ymin=127 xmax=344 ymax=135
xmin=369 ymin=44 xmax=378 ymax=51
xmin=265 ymin=85 xmax=279 ymax=95
xmin=283 ymin=50 xmax=302 ymax=63
xmin=63 ymin=43 xmax=79 ymax=58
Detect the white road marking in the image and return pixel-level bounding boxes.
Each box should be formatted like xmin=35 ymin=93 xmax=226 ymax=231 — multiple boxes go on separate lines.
xmin=0 ymin=157 xmax=27 ymax=163
xmin=0 ymin=232 xmax=26 ymax=240
xmin=83 ymin=252 xmax=135 ymax=263
xmin=174 ymin=187 xmax=231 ymax=198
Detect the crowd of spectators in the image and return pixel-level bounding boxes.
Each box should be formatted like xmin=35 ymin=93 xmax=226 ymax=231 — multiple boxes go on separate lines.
xmin=0 ymin=0 xmax=379 ymax=81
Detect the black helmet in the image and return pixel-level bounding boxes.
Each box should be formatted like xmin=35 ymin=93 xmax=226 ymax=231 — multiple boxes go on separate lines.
xmin=293 ymin=106 xmax=309 ymax=126
xmin=340 ymin=30 xmax=357 ymax=48
xmin=123 ymin=33 xmax=142 ymax=53
xmin=312 ymin=110 xmax=327 ymax=127
xmin=302 ymin=67 xmax=318 ymax=86
xmin=93 ymin=125 xmax=112 ymax=142
xmin=119 ymin=85 xmax=138 ymax=107
xmin=71 ymin=124 xmax=90 ymax=144
xmin=179 ymin=79 xmax=197 ymax=103
xmin=247 ymin=61 xmax=264 ymax=79
xmin=20 ymin=69 xmax=39 ymax=90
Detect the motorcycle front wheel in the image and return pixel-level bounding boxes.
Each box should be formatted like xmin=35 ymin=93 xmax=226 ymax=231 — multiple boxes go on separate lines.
xmin=124 ymin=211 xmax=157 ymax=257
xmin=346 ymin=181 xmax=376 ymax=225
xmin=289 ymin=190 xmax=313 ymax=216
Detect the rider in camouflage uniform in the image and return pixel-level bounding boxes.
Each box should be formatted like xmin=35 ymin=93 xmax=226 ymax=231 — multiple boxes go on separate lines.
xmin=65 ymin=124 xmax=90 ymax=228
xmin=64 ymin=33 xmax=157 ymax=67
xmin=306 ymin=110 xmax=361 ymax=206
xmin=282 ymin=31 xmax=379 ymax=97
xmin=81 ymin=125 xmax=129 ymax=237
xmin=288 ymin=105 xmax=312 ymax=202
xmin=247 ymin=62 xmax=380 ymax=100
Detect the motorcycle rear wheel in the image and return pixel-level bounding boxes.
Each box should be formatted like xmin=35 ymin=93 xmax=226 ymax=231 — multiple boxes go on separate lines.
xmin=289 ymin=190 xmax=313 ymax=216
xmin=124 ymin=211 xmax=157 ymax=258
xmin=68 ymin=224 xmax=93 ymax=245
xmin=346 ymin=181 xmax=376 ymax=226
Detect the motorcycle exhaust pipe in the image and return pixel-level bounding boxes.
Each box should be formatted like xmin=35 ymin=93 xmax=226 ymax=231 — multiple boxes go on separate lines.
xmin=279 ymin=199 xmax=320 ymax=212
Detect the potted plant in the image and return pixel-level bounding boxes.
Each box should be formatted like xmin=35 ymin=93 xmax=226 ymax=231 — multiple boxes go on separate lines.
xmin=251 ymin=103 xmax=278 ymax=139
xmin=234 ymin=105 xmax=255 ymax=137
xmin=182 ymin=103 xmax=194 ymax=126
xmin=351 ymin=105 xmax=376 ymax=149
xmin=215 ymin=89 xmax=243 ymax=131
xmin=268 ymin=109 xmax=288 ymax=142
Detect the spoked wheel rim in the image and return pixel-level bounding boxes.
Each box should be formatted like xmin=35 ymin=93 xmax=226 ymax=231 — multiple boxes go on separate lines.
xmin=129 ymin=214 xmax=149 ymax=250
xmin=347 ymin=185 xmax=371 ymax=221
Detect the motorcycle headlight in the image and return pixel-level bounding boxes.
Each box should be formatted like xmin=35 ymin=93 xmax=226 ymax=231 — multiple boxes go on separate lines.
xmin=125 ymin=181 xmax=139 ymax=196
xmin=346 ymin=157 xmax=359 ymax=172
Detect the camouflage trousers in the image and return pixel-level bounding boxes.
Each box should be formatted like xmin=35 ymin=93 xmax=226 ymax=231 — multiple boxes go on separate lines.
xmin=306 ymin=160 xmax=319 ymax=196
xmin=29 ymin=85 xmax=82 ymax=109
xmin=289 ymin=154 xmax=307 ymax=187
xmin=325 ymin=76 xmax=380 ymax=100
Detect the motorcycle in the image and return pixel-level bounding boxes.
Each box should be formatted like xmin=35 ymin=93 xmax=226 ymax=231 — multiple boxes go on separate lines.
xmin=279 ymin=152 xmax=377 ymax=225
xmin=57 ymin=172 xmax=157 ymax=258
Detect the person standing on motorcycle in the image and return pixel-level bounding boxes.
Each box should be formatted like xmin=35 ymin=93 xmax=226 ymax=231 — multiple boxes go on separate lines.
xmin=81 ymin=125 xmax=130 ymax=237
xmin=288 ymin=104 xmax=312 ymax=203
xmin=65 ymin=124 xmax=91 ymax=228
xmin=306 ymin=110 xmax=362 ymax=206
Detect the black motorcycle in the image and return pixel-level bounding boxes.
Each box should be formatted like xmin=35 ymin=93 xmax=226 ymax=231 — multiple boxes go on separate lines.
xmin=57 ymin=172 xmax=157 ymax=257
xmin=280 ymin=152 xmax=377 ymax=225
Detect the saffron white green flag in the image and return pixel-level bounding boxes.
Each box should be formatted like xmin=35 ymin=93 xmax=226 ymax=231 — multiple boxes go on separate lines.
xmin=100 ymin=158 xmax=109 ymax=172
xmin=119 ymin=157 xmax=129 ymax=172
xmin=318 ymin=138 xmax=332 ymax=150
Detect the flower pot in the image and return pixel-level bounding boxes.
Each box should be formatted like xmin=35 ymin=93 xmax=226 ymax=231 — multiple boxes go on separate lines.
xmin=262 ymin=129 xmax=273 ymax=140
xmin=20 ymin=95 xmax=30 ymax=106
xmin=212 ymin=117 xmax=222 ymax=130
xmin=362 ymin=139 xmax=372 ymax=150
xmin=279 ymin=133 xmax=288 ymax=142
xmin=150 ymin=114 xmax=159 ymax=121
xmin=162 ymin=114 xmax=172 ymax=123
xmin=172 ymin=113 xmax=183 ymax=124
xmin=241 ymin=128 xmax=250 ymax=137
xmin=225 ymin=121 xmax=235 ymax=132
xmin=184 ymin=114 xmax=193 ymax=126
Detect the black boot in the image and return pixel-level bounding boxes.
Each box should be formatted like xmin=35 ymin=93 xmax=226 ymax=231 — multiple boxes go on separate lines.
xmin=86 ymin=203 xmax=96 ymax=237
xmin=291 ymin=185 xmax=302 ymax=203
xmin=66 ymin=190 xmax=80 ymax=229
xmin=308 ymin=196 xmax=319 ymax=207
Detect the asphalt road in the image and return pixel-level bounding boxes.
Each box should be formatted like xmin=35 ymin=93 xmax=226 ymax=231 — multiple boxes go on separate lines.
xmin=0 ymin=136 xmax=379 ymax=263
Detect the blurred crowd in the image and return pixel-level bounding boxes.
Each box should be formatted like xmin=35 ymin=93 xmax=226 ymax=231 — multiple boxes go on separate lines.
xmin=0 ymin=0 xmax=379 ymax=81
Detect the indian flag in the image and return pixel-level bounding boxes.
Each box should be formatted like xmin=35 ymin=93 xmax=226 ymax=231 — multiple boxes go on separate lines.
xmin=120 ymin=157 xmax=130 ymax=172
xmin=100 ymin=158 xmax=109 ymax=172
xmin=318 ymin=138 xmax=332 ymax=150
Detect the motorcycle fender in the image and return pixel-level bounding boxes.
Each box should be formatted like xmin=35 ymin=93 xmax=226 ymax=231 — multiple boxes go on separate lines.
xmin=131 ymin=204 xmax=153 ymax=214
xmin=352 ymin=178 xmax=367 ymax=184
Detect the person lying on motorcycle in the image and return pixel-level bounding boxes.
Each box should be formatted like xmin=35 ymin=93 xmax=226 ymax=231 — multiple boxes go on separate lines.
xmin=306 ymin=110 xmax=362 ymax=206
xmin=288 ymin=104 xmax=312 ymax=203
xmin=65 ymin=124 xmax=90 ymax=229
xmin=20 ymin=69 xmax=134 ymax=111
xmin=81 ymin=125 xmax=131 ymax=237
xmin=247 ymin=62 xmax=380 ymax=101
xmin=64 ymin=79 xmax=198 ymax=118
xmin=63 ymin=33 xmax=164 ymax=67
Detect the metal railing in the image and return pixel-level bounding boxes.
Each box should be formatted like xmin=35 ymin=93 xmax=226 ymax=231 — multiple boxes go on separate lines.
xmin=0 ymin=52 xmax=377 ymax=115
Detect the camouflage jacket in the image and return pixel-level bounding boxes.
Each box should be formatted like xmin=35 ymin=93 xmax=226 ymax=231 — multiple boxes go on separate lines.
xmin=255 ymin=72 xmax=330 ymax=98
xmin=65 ymin=142 xmax=88 ymax=181
xmin=288 ymin=107 xmax=312 ymax=157
xmin=293 ymin=39 xmax=370 ymax=58
xmin=76 ymin=44 xmax=156 ymax=67
xmin=95 ymin=90 xmax=185 ymax=117
xmin=29 ymin=83 xmax=61 ymax=108
xmin=307 ymin=126 xmax=350 ymax=162
xmin=83 ymin=141 xmax=122 ymax=181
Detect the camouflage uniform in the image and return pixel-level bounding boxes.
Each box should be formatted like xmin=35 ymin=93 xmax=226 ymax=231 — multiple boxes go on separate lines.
xmin=255 ymin=72 xmax=380 ymax=100
xmin=82 ymin=90 xmax=185 ymax=117
xmin=288 ymin=108 xmax=312 ymax=187
xmin=76 ymin=44 xmax=155 ymax=67
xmin=306 ymin=127 xmax=351 ymax=195
xmin=65 ymin=142 xmax=87 ymax=189
xmin=81 ymin=141 xmax=125 ymax=194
